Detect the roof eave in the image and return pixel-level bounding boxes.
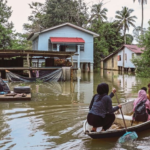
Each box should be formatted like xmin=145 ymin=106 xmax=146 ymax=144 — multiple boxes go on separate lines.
xmin=35 ymin=23 xmax=99 ymax=37
xmin=28 ymin=33 xmax=40 ymax=41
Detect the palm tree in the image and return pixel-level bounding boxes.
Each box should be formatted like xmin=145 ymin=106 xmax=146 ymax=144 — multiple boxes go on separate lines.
xmin=126 ymin=34 xmax=134 ymax=44
xmin=133 ymin=0 xmax=147 ymax=34
xmin=133 ymin=26 xmax=146 ymax=40
xmin=115 ymin=7 xmax=137 ymax=44
xmin=89 ymin=3 xmax=108 ymax=24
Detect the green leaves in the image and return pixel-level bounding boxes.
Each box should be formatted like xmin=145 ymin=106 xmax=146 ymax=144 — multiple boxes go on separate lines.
xmin=11 ymin=33 xmax=32 ymax=50
xmin=0 ymin=0 xmax=13 ymax=49
xmin=115 ymin=6 xmax=137 ymax=44
xmin=23 ymin=0 xmax=89 ymax=32
xmin=132 ymin=20 xmax=150 ymax=77
xmin=89 ymin=21 xmax=124 ymax=68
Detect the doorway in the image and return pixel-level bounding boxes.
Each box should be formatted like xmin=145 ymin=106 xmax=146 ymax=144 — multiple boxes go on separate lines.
xmin=60 ymin=45 xmax=66 ymax=52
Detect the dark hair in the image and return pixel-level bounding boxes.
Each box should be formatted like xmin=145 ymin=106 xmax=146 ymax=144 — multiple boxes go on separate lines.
xmin=141 ymin=87 xmax=147 ymax=92
xmin=97 ymin=83 xmax=109 ymax=95
xmin=148 ymin=83 xmax=150 ymax=88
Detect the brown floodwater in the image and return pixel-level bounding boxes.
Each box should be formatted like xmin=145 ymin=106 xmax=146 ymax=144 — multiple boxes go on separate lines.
xmin=0 ymin=70 xmax=150 ymax=150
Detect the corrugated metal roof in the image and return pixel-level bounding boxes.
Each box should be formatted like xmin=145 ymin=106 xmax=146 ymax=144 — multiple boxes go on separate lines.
xmin=124 ymin=44 xmax=144 ymax=53
xmin=50 ymin=37 xmax=85 ymax=43
xmin=101 ymin=45 xmax=144 ymax=61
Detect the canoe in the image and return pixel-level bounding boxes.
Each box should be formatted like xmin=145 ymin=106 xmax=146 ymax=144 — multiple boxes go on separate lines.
xmin=83 ymin=100 xmax=150 ymax=139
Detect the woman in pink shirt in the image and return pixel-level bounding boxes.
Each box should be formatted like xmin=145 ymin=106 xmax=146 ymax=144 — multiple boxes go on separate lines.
xmin=133 ymin=89 xmax=150 ymax=121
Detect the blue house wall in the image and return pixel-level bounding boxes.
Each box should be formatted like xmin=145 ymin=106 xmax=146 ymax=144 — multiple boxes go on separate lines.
xmin=33 ymin=25 xmax=94 ymax=64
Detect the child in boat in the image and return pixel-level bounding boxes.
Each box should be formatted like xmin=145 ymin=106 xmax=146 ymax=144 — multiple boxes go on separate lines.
xmin=87 ymin=83 xmax=122 ymax=132
xmin=133 ymin=89 xmax=150 ymax=120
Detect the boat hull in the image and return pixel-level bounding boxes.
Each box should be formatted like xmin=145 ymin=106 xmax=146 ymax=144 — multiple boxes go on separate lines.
xmin=88 ymin=120 xmax=150 ymax=139
xmin=85 ymin=100 xmax=150 ymax=139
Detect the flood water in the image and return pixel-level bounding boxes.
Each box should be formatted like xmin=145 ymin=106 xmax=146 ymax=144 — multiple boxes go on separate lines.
xmin=0 ymin=70 xmax=150 ymax=150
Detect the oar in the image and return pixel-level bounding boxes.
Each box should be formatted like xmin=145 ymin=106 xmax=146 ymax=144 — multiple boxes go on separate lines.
xmin=115 ymin=93 xmax=138 ymax=143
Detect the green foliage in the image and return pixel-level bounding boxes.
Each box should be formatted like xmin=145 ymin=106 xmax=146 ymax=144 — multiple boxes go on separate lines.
xmin=23 ymin=0 xmax=88 ymax=32
xmin=11 ymin=33 xmax=32 ymax=50
xmin=132 ymin=20 xmax=150 ymax=77
xmin=89 ymin=21 xmax=124 ymax=68
xmin=0 ymin=0 xmax=12 ymax=24
xmin=44 ymin=0 xmax=88 ymax=28
xmin=23 ymin=2 xmax=45 ymax=32
xmin=126 ymin=34 xmax=134 ymax=44
xmin=19 ymin=83 xmax=26 ymax=86
xmin=88 ymin=3 xmax=108 ymax=24
xmin=0 ymin=0 xmax=13 ymax=49
xmin=0 ymin=24 xmax=13 ymax=49
xmin=115 ymin=7 xmax=137 ymax=44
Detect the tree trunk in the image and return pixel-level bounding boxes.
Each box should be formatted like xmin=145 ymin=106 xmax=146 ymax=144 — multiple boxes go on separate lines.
xmin=141 ymin=0 xmax=144 ymax=34
xmin=124 ymin=26 xmax=126 ymax=44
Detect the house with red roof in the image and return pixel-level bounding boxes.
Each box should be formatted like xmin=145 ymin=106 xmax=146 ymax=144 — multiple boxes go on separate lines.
xmin=28 ymin=22 xmax=99 ymax=72
xmin=101 ymin=45 xmax=144 ymax=71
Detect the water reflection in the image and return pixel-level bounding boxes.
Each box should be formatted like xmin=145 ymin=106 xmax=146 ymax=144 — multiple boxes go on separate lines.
xmin=0 ymin=72 xmax=150 ymax=149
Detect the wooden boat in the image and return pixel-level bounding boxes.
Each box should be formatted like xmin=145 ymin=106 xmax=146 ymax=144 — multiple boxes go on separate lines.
xmin=83 ymin=100 xmax=150 ymax=139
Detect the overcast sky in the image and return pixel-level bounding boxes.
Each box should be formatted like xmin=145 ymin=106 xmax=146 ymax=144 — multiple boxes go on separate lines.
xmin=7 ymin=0 xmax=150 ymax=35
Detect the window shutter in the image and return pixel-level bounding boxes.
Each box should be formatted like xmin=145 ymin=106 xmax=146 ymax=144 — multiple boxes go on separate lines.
xmin=118 ymin=55 xmax=120 ymax=61
xmin=80 ymin=45 xmax=84 ymax=51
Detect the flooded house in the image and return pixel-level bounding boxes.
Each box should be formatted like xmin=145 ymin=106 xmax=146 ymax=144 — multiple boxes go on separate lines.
xmin=101 ymin=45 xmax=143 ymax=71
xmin=28 ymin=22 xmax=99 ymax=73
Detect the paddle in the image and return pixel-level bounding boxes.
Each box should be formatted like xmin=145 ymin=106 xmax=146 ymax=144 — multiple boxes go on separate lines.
xmin=115 ymin=93 xmax=138 ymax=143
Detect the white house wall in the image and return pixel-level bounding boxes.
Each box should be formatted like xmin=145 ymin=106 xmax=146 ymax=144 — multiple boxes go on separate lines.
xmin=118 ymin=47 xmax=135 ymax=68
xmin=33 ymin=37 xmax=39 ymax=50
xmin=118 ymin=50 xmax=123 ymax=67
xmin=124 ymin=47 xmax=135 ymax=68
xmin=37 ymin=25 xmax=94 ymax=63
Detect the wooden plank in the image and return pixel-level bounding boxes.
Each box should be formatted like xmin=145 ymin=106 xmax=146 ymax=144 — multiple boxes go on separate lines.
xmin=0 ymin=67 xmax=78 ymax=70
xmin=0 ymin=50 xmax=75 ymax=55
xmin=71 ymin=55 xmax=73 ymax=66
xmin=27 ymin=53 xmax=31 ymax=78
xmin=0 ymin=93 xmax=31 ymax=101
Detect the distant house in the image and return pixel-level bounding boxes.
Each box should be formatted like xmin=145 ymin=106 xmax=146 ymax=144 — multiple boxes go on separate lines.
xmin=101 ymin=45 xmax=144 ymax=71
xmin=28 ymin=22 xmax=99 ymax=72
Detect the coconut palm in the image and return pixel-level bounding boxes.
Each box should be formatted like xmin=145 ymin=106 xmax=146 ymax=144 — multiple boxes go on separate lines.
xmin=133 ymin=26 xmax=146 ymax=41
xmin=89 ymin=2 xmax=108 ymax=24
xmin=126 ymin=34 xmax=134 ymax=44
xmin=115 ymin=7 xmax=137 ymax=44
xmin=133 ymin=0 xmax=147 ymax=34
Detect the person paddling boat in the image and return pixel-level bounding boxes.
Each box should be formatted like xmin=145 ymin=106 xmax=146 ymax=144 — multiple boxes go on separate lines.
xmin=87 ymin=83 xmax=122 ymax=132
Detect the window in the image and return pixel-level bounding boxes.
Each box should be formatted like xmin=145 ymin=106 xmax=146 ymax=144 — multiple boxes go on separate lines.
xmin=118 ymin=55 xmax=121 ymax=61
xmin=53 ymin=44 xmax=57 ymax=49
xmin=76 ymin=45 xmax=84 ymax=52
xmin=80 ymin=45 xmax=84 ymax=51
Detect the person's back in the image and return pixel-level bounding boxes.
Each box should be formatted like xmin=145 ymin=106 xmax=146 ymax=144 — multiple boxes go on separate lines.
xmin=90 ymin=94 xmax=115 ymax=118
xmin=87 ymin=83 xmax=121 ymax=132
xmin=133 ymin=90 xmax=150 ymax=121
